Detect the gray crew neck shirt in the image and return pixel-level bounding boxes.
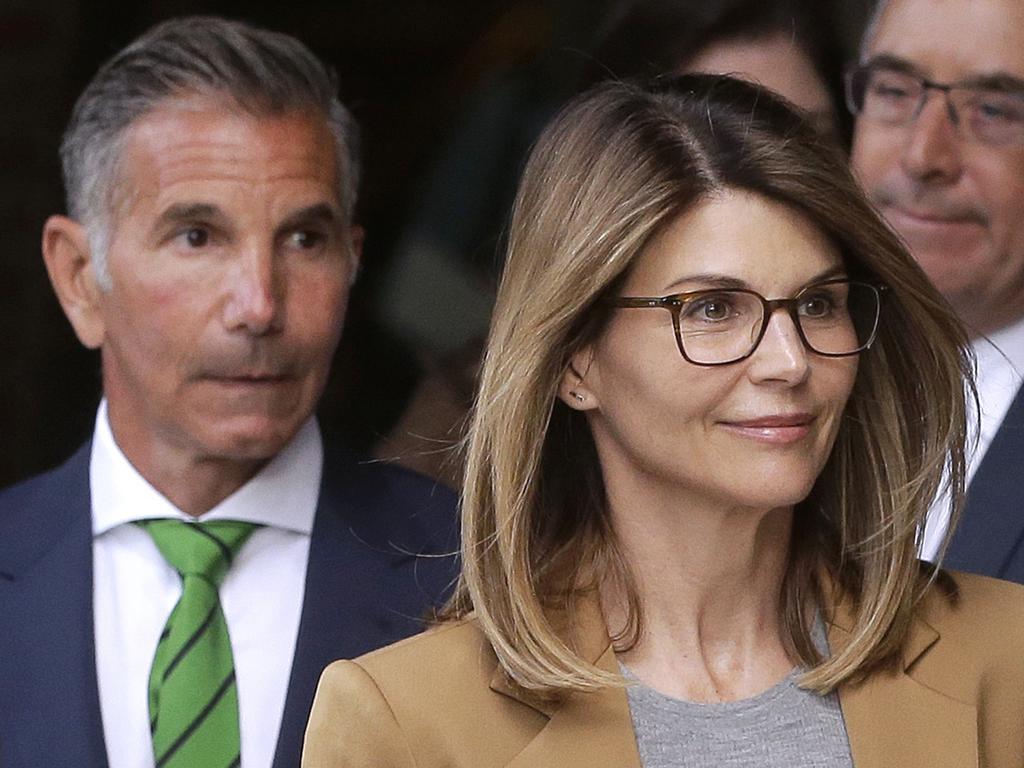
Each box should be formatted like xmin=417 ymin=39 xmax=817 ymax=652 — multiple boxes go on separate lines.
xmin=625 ymin=668 xmax=853 ymax=767
xmin=624 ymin=628 xmax=854 ymax=768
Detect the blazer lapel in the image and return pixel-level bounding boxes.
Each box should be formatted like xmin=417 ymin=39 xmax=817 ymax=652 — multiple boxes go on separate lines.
xmin=948 ymin=385 xmax=1024 ymax=580
xmin=493 ymin=590 xmax=979 ymax=768
xmin=0 ymin=443 xmax=109 ymax=767
xmin=502 ymin=650 xmax=642 ymax=768
xmin=492 ymin=596 xmax=643 ymax=768
xmin=273 ymin=447 xmax=458 ymax=768
xmin=832 ymin=606 xmax=978 ymax=768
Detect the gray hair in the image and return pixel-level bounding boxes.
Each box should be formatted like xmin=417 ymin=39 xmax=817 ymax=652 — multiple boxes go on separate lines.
xmin=60 ymin=15 xmax=361 ymax=285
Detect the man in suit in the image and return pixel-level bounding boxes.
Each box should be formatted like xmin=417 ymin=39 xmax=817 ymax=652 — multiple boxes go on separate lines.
xmin=848 ymin=0 xmax=1024 ymax=582
xmin=0 ymin=17 xmax=457 ymax=768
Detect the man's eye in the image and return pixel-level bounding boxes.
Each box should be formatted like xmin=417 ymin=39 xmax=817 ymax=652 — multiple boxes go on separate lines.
xmin=870 ymin=82 xmax=912 ymax=101
xmin=973 ymin=95 xmax=1024 ymax=124
xmin=289 ymin=230 xmax=325 ymax=249
xmin=183 ymin=227 xmax=209 ymax=248
xmin=866 ymin=71 xmax=919 ymax=103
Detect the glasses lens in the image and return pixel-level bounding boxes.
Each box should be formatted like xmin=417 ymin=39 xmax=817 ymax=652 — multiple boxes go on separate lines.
xmin=960 ymin=88 xmax=1024 ymax=145
xmin=854 ymin=66 xmax=922 ymax=124
xmin=797 ymin=281 xmax=880 ymax=356
xmin=677 ymin=290 xmax=763 ymax=364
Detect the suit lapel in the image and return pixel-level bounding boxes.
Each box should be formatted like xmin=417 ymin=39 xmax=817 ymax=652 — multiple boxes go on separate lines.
xmin=948 ymin=385 xmax=1024 ymax=580
xmin=271 ymin=475 xmax=352 ymax=768
xmin=273 ymin=448 xmax=458 ymax=768
xmin=832 ymin=605 xmax=978 ymax=768
xmin=0 ymin=444 xmax=109 ymax=767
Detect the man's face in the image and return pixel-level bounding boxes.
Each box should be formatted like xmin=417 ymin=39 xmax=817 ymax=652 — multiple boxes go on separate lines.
xmin=94 ymin=98 xmax=357 ymax=469
xmin=851 ymin=0 xmax=1024 ymax=335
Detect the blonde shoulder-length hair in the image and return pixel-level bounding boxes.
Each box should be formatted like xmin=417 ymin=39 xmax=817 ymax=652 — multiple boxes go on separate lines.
xmin=443 ymin=75 xmax=973 ymax=695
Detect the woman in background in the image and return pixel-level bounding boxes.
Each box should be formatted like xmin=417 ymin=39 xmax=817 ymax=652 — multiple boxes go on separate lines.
xmin=587 ymin=0 xmax=848 ymax=140
xmin=305 ymin=75 xmax=1024 ymax=768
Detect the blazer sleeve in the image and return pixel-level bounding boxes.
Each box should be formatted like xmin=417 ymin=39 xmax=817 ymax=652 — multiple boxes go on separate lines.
xmin=303 ymin=660 xmax=417 ymax=768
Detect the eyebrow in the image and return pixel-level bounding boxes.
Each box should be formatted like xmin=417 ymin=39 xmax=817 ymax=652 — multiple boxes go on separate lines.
xmin=150 ymin=201 xmax=344 ymax=240
xmin=152 ymin=202 xmax=226 ymax=234
xmin=662 ymin=264 xmax=847 ymax=294
xmin=277 ymin=202 xmax=343 ymax=235
xmin=865 ymin=54 xmax=1024 ymax=93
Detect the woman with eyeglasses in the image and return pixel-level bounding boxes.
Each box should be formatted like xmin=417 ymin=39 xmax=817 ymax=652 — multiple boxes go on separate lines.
xmin=303 ymin=75 xmax=1024 ymax=768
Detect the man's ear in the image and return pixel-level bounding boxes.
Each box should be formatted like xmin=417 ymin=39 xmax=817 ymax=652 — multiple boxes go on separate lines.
xmin=557 ymin=347 xmax=600 ymax=411
xmin=347 ymin=224 xmax=365 ymax=285
xmin=41 ymin=215 xmax=106 ymax=349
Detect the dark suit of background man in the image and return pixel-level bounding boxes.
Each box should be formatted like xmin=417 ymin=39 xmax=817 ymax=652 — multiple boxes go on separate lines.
xmin=0 ymin=17 xmax=456 ymax=768
xmin=848 ymin=0 xmax=1024 ymax=582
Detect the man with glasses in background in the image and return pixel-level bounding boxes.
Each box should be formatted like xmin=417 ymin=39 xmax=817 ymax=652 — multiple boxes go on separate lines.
xmin=847 ymin=0 xmax=1024 ymax=582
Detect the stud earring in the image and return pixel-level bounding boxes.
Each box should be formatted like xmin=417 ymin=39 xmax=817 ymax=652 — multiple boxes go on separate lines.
xmin=570 ymin=391 xmax=585 ymax=403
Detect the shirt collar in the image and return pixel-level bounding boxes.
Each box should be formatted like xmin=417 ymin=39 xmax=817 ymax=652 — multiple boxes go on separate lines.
xmin=973 ymin=315 xmax=1024 ymax=378
xmin=90 ymin=400 xmax=321 ymax=537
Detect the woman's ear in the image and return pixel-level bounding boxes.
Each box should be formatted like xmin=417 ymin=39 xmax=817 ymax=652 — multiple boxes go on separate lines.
xmin=41 ymin=215 xmax=106 ymax=349
xmin=557 ymin=347 xmax=599 ymax=411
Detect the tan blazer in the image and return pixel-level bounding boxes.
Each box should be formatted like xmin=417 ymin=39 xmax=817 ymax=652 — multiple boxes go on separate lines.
xmin=303 ymin=572 xmax=1024 ymax=767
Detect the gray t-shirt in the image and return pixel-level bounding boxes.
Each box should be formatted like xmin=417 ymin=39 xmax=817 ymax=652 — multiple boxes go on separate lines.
xmin=624 ymin=665 xmax=854 ymax=767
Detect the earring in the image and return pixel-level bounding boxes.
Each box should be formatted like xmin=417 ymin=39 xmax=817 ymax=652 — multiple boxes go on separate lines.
xmin=570 ymin=391 xmax=585 ymax=403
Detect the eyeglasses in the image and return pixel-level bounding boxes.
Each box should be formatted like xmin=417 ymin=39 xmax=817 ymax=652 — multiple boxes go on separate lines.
xmin=607 ymin=279 xmax=886 ymax=366
xmin=845 ymin=62 xmax=1024 ymax=146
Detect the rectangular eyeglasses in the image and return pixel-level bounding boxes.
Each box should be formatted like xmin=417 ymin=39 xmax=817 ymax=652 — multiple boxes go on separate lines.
xmin=607 ymin=278 xmax=887 ymax=366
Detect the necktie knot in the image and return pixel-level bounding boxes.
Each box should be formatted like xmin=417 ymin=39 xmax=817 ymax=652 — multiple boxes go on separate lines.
xmin=137 ymin=519 xmax=259 ymax=586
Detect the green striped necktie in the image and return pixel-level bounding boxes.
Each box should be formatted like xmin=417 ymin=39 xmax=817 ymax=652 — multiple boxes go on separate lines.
xmin=137 ymin=519 xmax=260 ymax=768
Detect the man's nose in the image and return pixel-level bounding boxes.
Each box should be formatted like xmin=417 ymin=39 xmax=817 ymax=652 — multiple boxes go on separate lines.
xmin=748 ymin=310 xmax=810 ymax=385
xmin=223 ymin=246 xmax=283 ymax=334
xmin=901 ymin=90 xmax=964 ymax=184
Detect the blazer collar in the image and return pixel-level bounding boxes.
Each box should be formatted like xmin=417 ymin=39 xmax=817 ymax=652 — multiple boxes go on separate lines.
xmin=489 ymin=594 xmax=642 ymax=768
xmin=489 ymin=587 xmax=977 ymax=768
xmin=829 ymin=593 xmax=978 ymax=768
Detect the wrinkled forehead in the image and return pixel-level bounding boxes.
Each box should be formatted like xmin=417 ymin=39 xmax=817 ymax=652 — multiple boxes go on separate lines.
xmin=866 ymin=0 xmax=1024 ymax=80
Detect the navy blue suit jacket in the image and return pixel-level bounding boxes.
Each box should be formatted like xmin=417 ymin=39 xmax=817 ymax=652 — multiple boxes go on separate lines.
xmin=0 ymin=441 xmax=458 ymax=767
xmin=946 ymin=385 xmax=1024 ymax=584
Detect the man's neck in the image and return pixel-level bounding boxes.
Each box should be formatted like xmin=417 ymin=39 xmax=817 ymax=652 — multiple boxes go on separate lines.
xmin=104 ymin=413 xmax=269 ymax=516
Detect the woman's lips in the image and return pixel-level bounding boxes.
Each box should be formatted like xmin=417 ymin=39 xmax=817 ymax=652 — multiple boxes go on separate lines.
xmin=718 ymin=414 xmax=815 ymax=444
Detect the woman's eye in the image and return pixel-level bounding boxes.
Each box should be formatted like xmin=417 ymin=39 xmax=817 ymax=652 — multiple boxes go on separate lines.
xmin=800 ymin=296 xmax=833 ymax=317
xmin=702 ymin=301 xmax=729 ymax=320
xmin=685 ymin=297 xmax=733 ymax=321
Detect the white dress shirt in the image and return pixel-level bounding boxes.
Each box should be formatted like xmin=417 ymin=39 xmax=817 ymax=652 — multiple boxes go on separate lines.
xmin=91 ymin=401 xmax=321 ymax=768
xmin=920 ymin=317 xmax=1024 ymax=561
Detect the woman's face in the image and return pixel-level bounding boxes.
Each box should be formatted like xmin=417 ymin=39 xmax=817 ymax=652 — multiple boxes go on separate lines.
xmin=568 ymin=190 xmax=858 ymax=512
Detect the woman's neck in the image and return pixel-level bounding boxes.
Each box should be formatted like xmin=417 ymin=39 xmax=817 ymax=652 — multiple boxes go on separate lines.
xmin=602 ymin=476 xmax=796 ymax=702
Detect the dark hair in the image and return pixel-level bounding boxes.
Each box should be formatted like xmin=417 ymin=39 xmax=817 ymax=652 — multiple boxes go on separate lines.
xmin=584 ymin=0 xmax=849 ymax=141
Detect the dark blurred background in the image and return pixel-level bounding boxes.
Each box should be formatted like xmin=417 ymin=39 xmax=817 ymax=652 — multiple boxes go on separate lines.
xmin=0 ymin=0 xmax=872 ymax=487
